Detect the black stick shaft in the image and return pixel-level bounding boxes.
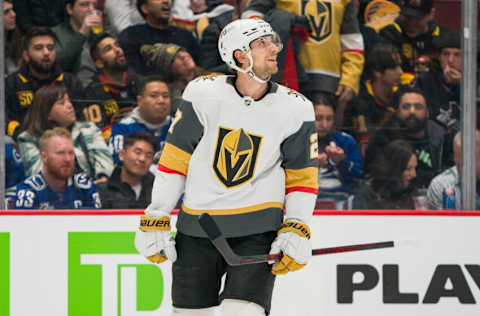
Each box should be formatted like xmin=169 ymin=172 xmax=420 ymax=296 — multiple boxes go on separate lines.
xmin=199 ymin=213 xmax=394 ymax=265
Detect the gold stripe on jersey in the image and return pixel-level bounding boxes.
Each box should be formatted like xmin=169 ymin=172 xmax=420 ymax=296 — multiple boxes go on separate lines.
xmin=158 ymin=142 xmax=192 ymax=175
xmin=7 ymin=120 xmax=20 ymax=137
xmin=182 ymin=201 xmax=284 ymax=216
xmin=392 ymin=22 xmax=402 ymax=33
xmin=285 ymin=167 xmax=318 ymax=190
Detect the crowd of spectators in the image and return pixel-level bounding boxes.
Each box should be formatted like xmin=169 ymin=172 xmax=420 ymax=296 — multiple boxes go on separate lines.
xmin=2 ymin=0 xmax=478 ymax=210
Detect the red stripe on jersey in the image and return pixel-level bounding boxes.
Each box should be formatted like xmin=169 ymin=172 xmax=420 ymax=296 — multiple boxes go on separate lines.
xmin=171 ymin=17 xmax=195 ymax=26
xmin=157 ymin=164 xmax=186 ymax=176
xmin=341 ymin=49 xmax=364 ymax=55
xmin=286 ymin=187 xmax=318 ymax=195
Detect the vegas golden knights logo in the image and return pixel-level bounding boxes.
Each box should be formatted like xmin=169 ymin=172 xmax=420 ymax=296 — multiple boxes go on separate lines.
xmin=213 ymin=127 xmax=262 ymax=188
xmin=304 ymin=0 xmax=332 ymax=43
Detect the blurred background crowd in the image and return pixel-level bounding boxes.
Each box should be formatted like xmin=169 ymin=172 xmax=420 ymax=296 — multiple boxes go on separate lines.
xmin=3 ymin=0 xmax=479 ymax=210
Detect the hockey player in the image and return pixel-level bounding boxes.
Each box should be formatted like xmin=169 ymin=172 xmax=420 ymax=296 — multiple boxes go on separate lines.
xmin=13 ymin=127 xmax=101 ymax=210
xmin=134 ymin=19 xmax=318 ymax=315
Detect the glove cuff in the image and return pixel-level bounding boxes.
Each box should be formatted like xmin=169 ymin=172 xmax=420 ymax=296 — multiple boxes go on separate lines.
xmin=278 ymin=221 xmax=311 ymax=240
xmin=140 ymin=215 xmax=171 ymax=231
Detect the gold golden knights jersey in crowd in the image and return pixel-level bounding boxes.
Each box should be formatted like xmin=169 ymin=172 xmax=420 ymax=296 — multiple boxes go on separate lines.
xmin=151 ymin=75 xmax=318 ymax=238
xmin=243 ymin=0 xmax=364 ymax=94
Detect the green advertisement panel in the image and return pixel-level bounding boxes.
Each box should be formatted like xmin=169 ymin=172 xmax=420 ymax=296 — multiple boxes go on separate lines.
xmin=68 ymin=232 xmax=165 ymax=316
xmin=0 ymin=233 xmax=9 ymax=316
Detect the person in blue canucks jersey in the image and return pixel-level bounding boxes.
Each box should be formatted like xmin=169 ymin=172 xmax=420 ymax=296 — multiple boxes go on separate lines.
xmin=6 ymin=141 xmax=25 ymax=189
xmin=109 ymin=75 xmax=172 ymax=166
xmin=13 ymin=127 xmax=101 ymax=210
xmin=314 ymin=95 xmax=363 ymax=201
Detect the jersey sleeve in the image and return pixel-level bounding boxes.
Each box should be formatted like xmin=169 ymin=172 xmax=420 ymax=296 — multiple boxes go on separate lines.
xmin=108 ymin=122 xmax=130 ymax=165
xmin=339 ymin=0 xmax=364 ymax=94
xmin=337 ymin=133 xmax=363 ymax=183
xmin=281 ymin=104 xmax=318 ymax=225
xmin=146 ymin=98 xmax=204 ymax=218
xmin=74 ymin=174 xmax=102 ymax=209
xmin=17 ymin=134 xmax=42 ymax=178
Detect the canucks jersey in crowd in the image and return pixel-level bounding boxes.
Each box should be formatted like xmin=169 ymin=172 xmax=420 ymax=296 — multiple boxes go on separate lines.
xmin=13 ymin=171 xmax=101 ymax=209
xmin=6 ymin=143 xmax=25 ymax=189
xmin=317 ymin=131 xmax=362 ymax=199
xmin=109 ymin=107 xmax=172 ymax=164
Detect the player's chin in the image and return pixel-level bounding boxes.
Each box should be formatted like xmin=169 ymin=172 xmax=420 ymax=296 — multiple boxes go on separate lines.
xmin=268 ymin=65 xmax=278 ymax=75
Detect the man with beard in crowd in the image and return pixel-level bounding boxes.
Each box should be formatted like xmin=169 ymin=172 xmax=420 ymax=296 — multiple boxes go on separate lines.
xmin=12 ymin=127 xmax=102 ymax=210
xmin=83 ymin=33 xmax=143 ymax=137
xmin=364 ymin=88 xmax=452 ymax=189
xmin=5 ymin=27 xmax=84 ymax=139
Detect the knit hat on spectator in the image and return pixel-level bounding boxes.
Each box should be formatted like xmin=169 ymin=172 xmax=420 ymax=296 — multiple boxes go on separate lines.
xmin=402 ymin=0 xmax=434 ymax=19
xmin=434 ymin=31 xmax=461 ymax=50
xmin=140 ymin=43 xmax=183 ymax=77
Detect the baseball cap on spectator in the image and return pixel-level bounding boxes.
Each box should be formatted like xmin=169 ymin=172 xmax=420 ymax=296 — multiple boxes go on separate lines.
xmin=140 ymin=43 xmax=183 ymax=77
xmin=402 ymin=0 xmax=434 ymax=18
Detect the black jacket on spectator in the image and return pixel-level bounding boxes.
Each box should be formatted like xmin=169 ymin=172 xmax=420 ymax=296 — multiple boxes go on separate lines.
xmin=5 ymin=63 xmax=84 ymax=138
xmin=13 ymin=0 xmax=66 ymax=32
xmin=97 ymin=165 xmax=154 ymax=209
xmin=344 ymin=80 xmax=399 ymax=143
xmin=199 ymin=10 xmax=234 ymax=74
xmin=378 ymin=17 xmax=445 ymax=74
xmin=82 ymin=70 xmax=142 ymax=131
xmin=117 ymin=24 xmax=200 ymax=75
xmin=414 ymin=71 xmax=460 ymax=133
xmin=364 ymin=116 xmax=453 ymax=189
xmin=353 ymin=181 xmax=415 ymax=210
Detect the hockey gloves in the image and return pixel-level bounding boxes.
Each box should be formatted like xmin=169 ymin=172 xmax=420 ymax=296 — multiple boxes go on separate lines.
xmin=134 ymin=215 xmax=177 ymax=264
xmin=269 ymin=220 xmax=312 ymax=275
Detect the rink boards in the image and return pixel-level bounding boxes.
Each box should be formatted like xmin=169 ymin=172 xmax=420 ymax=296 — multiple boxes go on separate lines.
xmin=0 ymin=210 xmax=479 ymax=316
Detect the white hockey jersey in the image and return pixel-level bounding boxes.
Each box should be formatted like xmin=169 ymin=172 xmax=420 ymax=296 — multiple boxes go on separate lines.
xmin=150 ymin=75 xmax=318 ymax=237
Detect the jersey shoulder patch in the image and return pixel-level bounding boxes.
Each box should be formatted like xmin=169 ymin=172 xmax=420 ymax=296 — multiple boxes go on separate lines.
xmin=183 ymin=74 xmax=229 ymax=101
xmin=275 ymin=85 xmax=314 ymax=120
xmin=73 ymin=173 xmax=93 ymax=190
xmin=275 ymin=85 xmax=312 ymax=105
xmin=22 ymin=174 xmax=47 ymax=191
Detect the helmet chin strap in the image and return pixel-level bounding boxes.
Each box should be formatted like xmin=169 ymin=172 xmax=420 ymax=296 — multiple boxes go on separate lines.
xmin=235 ymin=53 xmax=270 ymax=84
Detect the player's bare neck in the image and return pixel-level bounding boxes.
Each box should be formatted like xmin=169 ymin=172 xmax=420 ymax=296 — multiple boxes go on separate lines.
xmin=235 ymin=73 xmax=268 ymax=100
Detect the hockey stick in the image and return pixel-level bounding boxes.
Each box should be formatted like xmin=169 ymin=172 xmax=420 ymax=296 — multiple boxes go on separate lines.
xmin=198 ymin=213 xmax=394 ymax=266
